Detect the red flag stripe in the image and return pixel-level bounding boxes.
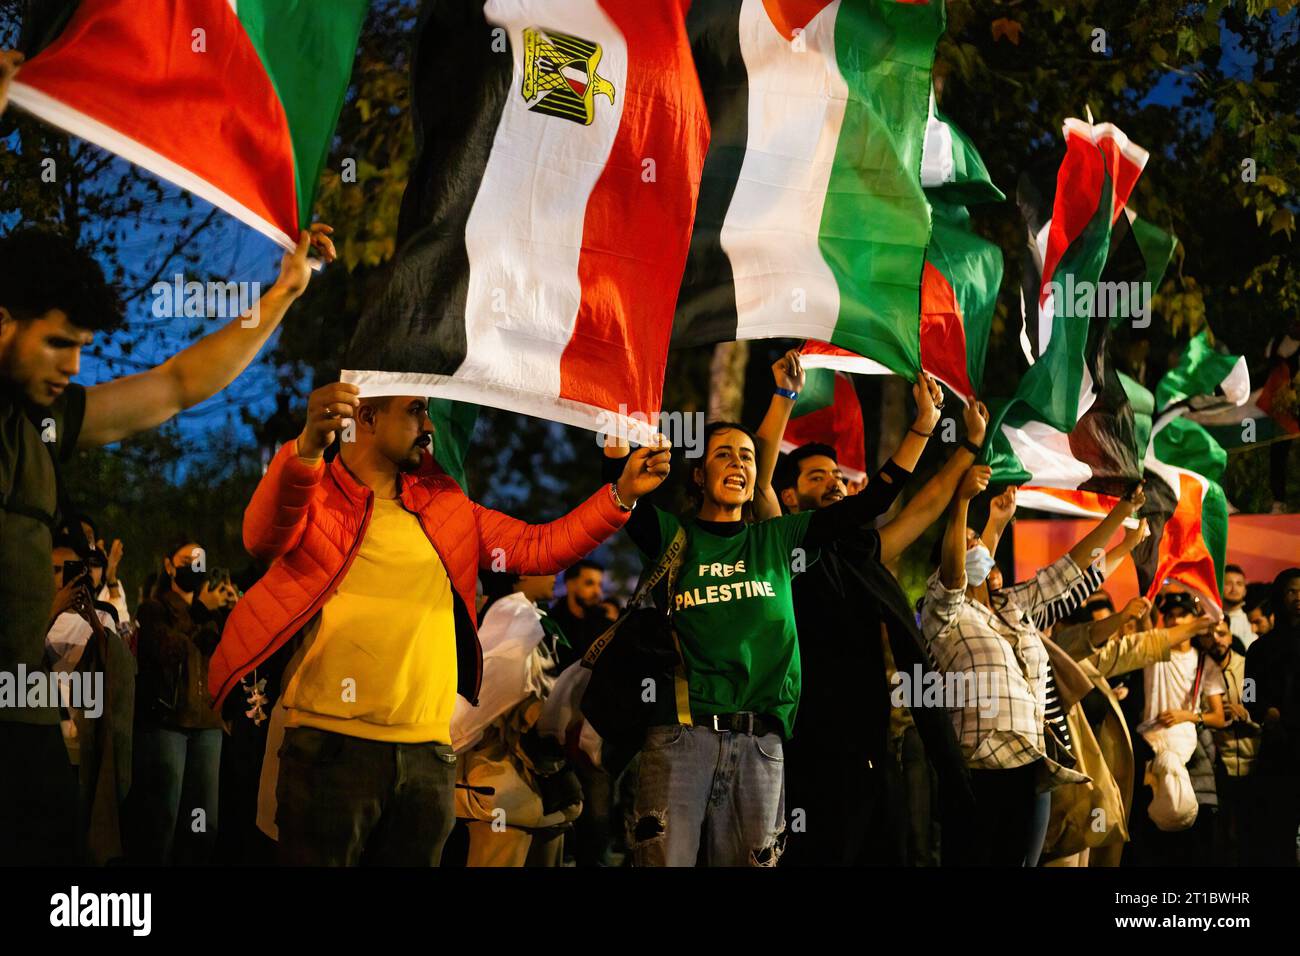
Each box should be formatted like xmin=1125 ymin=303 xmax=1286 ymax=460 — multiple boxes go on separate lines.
xmin=559 ymin=0 xmax=709 ymax=421
xmin=12 ymin=0 xmax=300 ymax=244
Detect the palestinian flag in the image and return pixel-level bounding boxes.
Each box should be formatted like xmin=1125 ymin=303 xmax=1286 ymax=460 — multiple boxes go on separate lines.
xmin=10 ymin=0 xmax=368 ymax=251
xmin=343 ymin=1 xmax=708 ymax=443
xmin=986 ymin=117 xmax=1149 ymax=488
xmin=1193 ymin=328 xmax=1300 ymax=447
xmin=1018 ymin=341 xmax=1246 ymax=617
xmin=798 ymin=93 xmax=1003 ymax=401
xmin=671 ymin=0 xmax=946 ymax=380
xmin=778 ymin=369 xmax=868 ymax=482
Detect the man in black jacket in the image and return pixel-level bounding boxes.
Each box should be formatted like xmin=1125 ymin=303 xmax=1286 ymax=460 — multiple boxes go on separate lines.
xmin=1245 ymin=567 xmax=1300 ymax=865
xmin=772 ymin=399 xmax=987 ymax=866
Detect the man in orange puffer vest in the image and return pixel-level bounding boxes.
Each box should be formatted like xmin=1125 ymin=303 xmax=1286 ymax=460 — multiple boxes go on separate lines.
xmin=208 ymin=382 xmax=670 ymax=865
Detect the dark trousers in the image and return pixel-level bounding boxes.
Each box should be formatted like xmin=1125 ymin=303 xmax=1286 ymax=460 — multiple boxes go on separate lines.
xmin=573 ymin=760 xmax=615 ymax=866
xmin=782 ymin=725 xmax=938 ymax=867
xmin=216 ymin=714 xmax=277 ymax=865
xmin=0 ymin=721 xmax=78 ymax=866
xmin=275 ymin=726 xmax=457 ymax=866
xmin=1252 ymin=769 xmax=1300 ymax=866
xmin=945 ymin=761 xmax=1042 ymax=866
xmin=1213 ymin=770 xmax=1262 ymax=866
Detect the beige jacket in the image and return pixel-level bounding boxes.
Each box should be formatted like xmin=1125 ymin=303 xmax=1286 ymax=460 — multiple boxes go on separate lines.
xmin=1043 ymin=627 xmax=1172 ymax=861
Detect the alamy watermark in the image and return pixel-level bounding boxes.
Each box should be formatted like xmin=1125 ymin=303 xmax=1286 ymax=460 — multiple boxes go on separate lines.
xmin=0 ymin=666 xmax=103 ymax=718
xmin=151 ymin=273 xmax=260 ymax=328
xmin=890 ymin=664 xmax=1000 ymax=718
xmin=1046 ymin=275 xmax=1152 ymax=328
xmin=593 ymin=405 xmax=705 ymax=458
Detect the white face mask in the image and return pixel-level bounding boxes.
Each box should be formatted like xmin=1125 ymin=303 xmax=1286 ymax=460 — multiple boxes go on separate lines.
xmin=965 ymin=544 xmax=995 ymax=588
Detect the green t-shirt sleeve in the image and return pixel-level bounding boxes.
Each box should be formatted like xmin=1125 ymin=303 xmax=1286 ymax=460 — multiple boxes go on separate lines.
xmin=773 ymin=510 xmax=816 ymax=572
xmin=646 ymin=508 xmax=682 ymax=560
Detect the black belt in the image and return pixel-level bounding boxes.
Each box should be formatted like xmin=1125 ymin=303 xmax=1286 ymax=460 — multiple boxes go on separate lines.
xmin=695 ymin=712 xmax=778 ymax=737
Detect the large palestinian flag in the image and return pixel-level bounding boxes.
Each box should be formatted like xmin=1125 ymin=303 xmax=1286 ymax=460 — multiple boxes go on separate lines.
xmin=343 ymin=1 xmax=708 ymax=442
xmin=985 ymin=118 xmax=1149 ymax=489
xmin=798 ymin=94 xmax=1003 ymax=401
xmin=671 ymin=0 xmax=946 ymax=380
xmin=10 ymin=0 xmax=368 ymax=251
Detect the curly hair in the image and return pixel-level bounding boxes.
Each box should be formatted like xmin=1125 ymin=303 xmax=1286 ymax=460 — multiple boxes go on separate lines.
xmin=0 ymin=228 xmax=123 ymax=332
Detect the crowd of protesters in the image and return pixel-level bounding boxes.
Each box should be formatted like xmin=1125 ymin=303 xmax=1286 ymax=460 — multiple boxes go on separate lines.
xmin=2 ymin=139 xmax=1299 ymax=865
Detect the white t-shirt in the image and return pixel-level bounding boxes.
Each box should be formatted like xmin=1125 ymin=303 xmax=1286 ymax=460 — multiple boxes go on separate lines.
xmin=1138 ymin=647 xmax=1226 ymax=734
xmin=1226 ymin=607 xmax=1255 ymax=652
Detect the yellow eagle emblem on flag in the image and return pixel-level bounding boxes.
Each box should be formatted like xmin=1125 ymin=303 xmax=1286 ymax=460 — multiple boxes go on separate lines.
xmin=521 ymin=26 xmax=615 ymax=126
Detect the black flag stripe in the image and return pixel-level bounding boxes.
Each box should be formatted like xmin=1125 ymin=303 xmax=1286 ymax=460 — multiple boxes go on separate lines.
xmin=346 ymin=1 xmax=513 ymax=376
xmin=670 ymin=0 xmax=749 ymax=348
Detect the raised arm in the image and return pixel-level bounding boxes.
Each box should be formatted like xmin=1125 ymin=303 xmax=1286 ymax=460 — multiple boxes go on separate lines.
xmin=602 ymin=438 xmax=667 ymax=557
xmin=753 ymin=349 xmax=805 ymax=521
xmin=1067 ymin=485 xmax=1145 ymax=572
xmin=890 ymin=372 xmax=944 ymax=474
xmin=879 ymin=401 xmax=988 ymax=563
xmin=78 ymin=225 xmax=336 ymax=447
xmin=241 ymin=381 xmax=356 ymax=560
xmin=477 ymin=441 xmax=667 ymax=573
xmin=941 ymin=466 xmax=990 ymax=589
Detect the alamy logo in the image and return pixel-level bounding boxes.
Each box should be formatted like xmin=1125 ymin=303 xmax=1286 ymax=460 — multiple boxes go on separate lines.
xmin=151 ymin=273 xmax=260 ymax=327
xmin=0 ymin=666 xmax=102 ymax=718
xmin=1044 ymin=274 xmax=1152 ymax=327
xmin=890 ymin=665 xmax=1000 ymax=718
xmin=49 ymin=886 xmax=151 ymax=936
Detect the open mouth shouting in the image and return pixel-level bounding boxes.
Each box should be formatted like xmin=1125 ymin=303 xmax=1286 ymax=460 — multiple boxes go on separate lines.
xmin=722 ymin=474 xmax=747 ymax=493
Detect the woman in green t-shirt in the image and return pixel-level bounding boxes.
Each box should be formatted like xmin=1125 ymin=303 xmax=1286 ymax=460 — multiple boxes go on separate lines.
xmin=602 ymin=365 xmax=942 ymax=866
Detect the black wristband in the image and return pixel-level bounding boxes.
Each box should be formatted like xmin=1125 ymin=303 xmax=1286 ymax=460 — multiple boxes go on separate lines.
xmin=961 ymin=438 xmax=982 ymax=456
xmin=909 ymin=426 xmax=933 ymax=438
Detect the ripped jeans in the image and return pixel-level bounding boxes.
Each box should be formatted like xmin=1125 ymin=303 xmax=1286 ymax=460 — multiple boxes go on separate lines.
xmin=628 ymin=723 xmax=786 ymax=866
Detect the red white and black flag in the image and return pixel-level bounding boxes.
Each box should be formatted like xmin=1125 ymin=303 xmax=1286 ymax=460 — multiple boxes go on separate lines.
xmin=343 ymin=1 xmax=709 ymax=442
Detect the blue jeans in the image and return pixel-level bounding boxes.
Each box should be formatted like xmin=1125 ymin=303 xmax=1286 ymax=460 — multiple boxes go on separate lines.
xmin=628 ymin=723 xmax=786 ymax=866
xmin=129 ymin=726 xmax=222 ymax=865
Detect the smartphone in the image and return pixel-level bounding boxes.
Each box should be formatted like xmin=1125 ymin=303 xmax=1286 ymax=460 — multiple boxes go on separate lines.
xmin=62 ymin=559 xmax=87 ymax=583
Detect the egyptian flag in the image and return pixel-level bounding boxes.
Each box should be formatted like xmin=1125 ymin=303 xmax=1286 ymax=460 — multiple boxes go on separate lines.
xmin=985 ymin=118 xmax=1149 ymax=488
xmin=671 ymin=0 xmax=946 ymax=380
xmin=10 ymin=0 xmax=368 ymax=251
xmin=778 ymin=368 xmax=867 ymax=482
xmin=797 ymin=96 xmax=1003 ymax=401
xmin=343 ymin=1 xmax=708 ymax=443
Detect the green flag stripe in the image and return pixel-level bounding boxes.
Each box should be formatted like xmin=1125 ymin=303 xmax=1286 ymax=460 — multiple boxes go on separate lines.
xmin=236 ymin=0 xmax=369 ymax=228
xmin=817 ymin=0 xmax=946 ymax=376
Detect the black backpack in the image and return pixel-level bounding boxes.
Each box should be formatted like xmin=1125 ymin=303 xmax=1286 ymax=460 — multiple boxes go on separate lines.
xmin=579 ymin=526 xmax=692 ymax=772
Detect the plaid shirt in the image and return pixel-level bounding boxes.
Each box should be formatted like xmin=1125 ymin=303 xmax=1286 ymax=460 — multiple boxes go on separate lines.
xmin=920 ymin=554 xmax=1102 ymax=773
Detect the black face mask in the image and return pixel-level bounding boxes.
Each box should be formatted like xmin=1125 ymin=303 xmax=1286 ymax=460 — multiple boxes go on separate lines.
xmin=173 ymin=565 xmax=207 ymax=593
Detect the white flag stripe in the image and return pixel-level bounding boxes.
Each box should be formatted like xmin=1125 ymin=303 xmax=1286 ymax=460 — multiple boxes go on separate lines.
xmin=798 ymin=350 xmax=894 ymax=376
xmin=459 ymin=0 xmax=626 ymax=403
xmin=721 ymin=0 xmax=847 ymax=342
xmin=919 ymin=88 xmax=954 ymax=188
xmin=1015 ymin=489 xmax=1109 ymax=520
xmin=1001 ymin=363 xmax=1099 ymax=489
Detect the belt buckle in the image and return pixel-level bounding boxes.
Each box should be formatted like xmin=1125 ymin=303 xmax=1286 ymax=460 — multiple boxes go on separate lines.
xmin=711 ymin=714 xmax=728 ymax=733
